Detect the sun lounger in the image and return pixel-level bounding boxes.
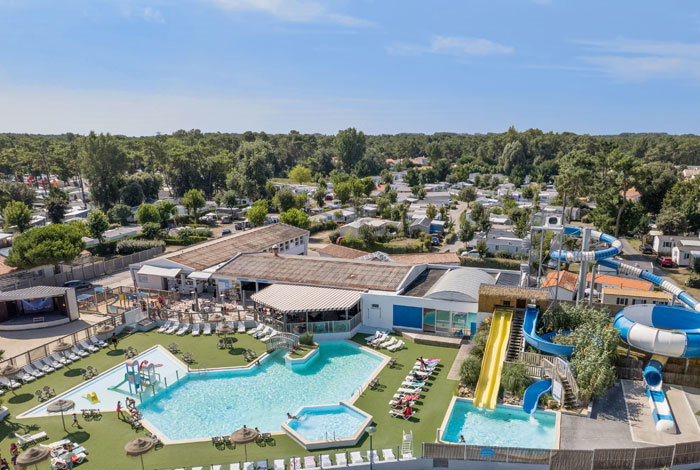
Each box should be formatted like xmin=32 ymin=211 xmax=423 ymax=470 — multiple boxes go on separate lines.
xmin=402 ymin=380 xmax=425 ymax=388
xmin=51 ymin=353 xmax=71 ymax=365
xmin=192 ymin=467 xmax=203 ymax=470
xmin=238 ymin=321 xmax=246 ymax=333
xmin=176 ymin=323 xmax=190 ymax=336
xmin=368 ymin=333 xmax=388 ymax=346
xmin=364 ymin=330 xmax=381 ymax=342
xmin=72 ymin=345 xmax=89 ymax=357
xmin=23 ymin=365 xmax=44 ymax=378
xmin=350 ymin=452 xmax=364 ymax=465
xmin=380 ymin=337 xmax=397 ymax=348
xmin=43 ymin=357 xmax=62 ymax=370
xmin=80 ymin=340 xmax=99 ymax=353
xmin=320 ymin=455 xmax=332 ymax=468
xmin=14 ymin=431 xmax=47 ymax=446
xmin=165 ymin=322 xmax=180 ymax=334
xmin=0 ymin=377 xmax=20 ymax=389
xmin=248 ymin=324 xmax=263 ymax=335
xmin=334 ymin=454 xmax=347 ymax=467
xmin=382 ymin=449 xmax=396 ymax=461
xmin=211 ymin=465 xmax=222 ymax=470
xmin=243 ymin=462 xmax=254 ymax=470
xmin=64 ymin=350 xmax=80 ymax=362
xmin=367 ymin=450 xmax=379 ymax=463
xmin=15 ymin=370 xmax=35 ymax=383
xmin=35 ymin=360 xmax=54 ymax=374
xmin=303 ymin=456 xmax=318 ymax=469
xmin=261 ymin=331 xmax=279 ymax=343
xmin=230 ymin=464 xmax=241 ymax=470
xmin=203 ymin=323 xmax=212 ymax=335
xmin=254 ymin=326 xmax=271 ymax=339
xmin=257 ymin=461 xmax=268 ymax=470
xmin=273 ymin=459 xmax=285 ymax=470
xmin=387 ymin=340 xmax=404 ymax=351
xmin=158 ymin=320 xmax=172 ymax=333
xmin=389 ymin=408 xmax=415 ymax=420
xmin=90 ymin=336 xmax=108 ymax=348
xmin=289 ymin=457 xmax=302 ymax=470
xmin=396 ymin=386 xmax=421 ymax=394
xmin=192 ymin=324 xmax=201 ymax=336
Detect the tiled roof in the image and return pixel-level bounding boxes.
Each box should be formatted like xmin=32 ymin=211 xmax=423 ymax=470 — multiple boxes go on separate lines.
xmin=316 ymin=244 xmax=368 ymax=259
xmin=586 ymin=274 xmax=652 ymax=291
xmin=541 ymin=271 xmax=579 ymax=292
xmin=390 ymin=253 xmax=460 ymax=265
xmin=167 ymin=223 xmax=308 ymax=271
xmin=216 ymin=253 xmax=412 ymax=292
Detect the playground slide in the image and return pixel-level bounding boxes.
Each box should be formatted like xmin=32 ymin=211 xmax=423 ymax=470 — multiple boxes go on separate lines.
xmin=474 ymin=307 xmax=514 ymax=410
xmin=522 ymin=379 xmax=551 ymax=414
xmin=108 ymin=375 xmax=129 ymax=391
xmin=522 ymin=305 xmax=574 ymax=357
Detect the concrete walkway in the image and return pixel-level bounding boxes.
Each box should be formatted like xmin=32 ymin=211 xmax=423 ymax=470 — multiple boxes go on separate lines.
xmin=447 ymin=343 xmax=472 ymax=381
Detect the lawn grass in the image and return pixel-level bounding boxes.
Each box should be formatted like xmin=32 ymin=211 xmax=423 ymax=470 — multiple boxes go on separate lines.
xmin=0 ymin=331 xmax=459 ymax=469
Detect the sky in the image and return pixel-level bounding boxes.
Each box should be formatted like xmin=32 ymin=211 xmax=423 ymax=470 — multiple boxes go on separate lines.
xmin=0 ymin=0 xmax=699 ymax=136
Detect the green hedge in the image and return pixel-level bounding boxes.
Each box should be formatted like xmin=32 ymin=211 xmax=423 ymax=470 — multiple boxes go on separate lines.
xmin=88 ymin=235 xmax=141 ymax=256
xmin=116 ymin=239 xmax=165 ymax=255
xmin=339 ymin=237 xmax=425 ymax=254
xmin=164 ymin=236 xmax=208 ymax=246
xmin=309 ymin=220 xmax=337 ymax=234
xmin=459 ymin=257 xmax=521 ymax=270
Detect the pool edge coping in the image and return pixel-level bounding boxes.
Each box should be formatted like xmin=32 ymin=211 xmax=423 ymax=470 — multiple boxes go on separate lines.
xmin=437 ymin=396 xmax=561 ymax=450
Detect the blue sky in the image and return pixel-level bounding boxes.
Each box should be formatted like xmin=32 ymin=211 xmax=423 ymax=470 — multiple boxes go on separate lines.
xmin=0 ymin=0 xmax=699 ymax=135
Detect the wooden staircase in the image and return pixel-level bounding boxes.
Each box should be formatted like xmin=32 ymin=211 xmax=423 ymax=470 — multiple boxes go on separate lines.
xmin=561 ymin=377 xmax=578 ymax=409
xmin=506 ymin=310 xmax=525 ymax=362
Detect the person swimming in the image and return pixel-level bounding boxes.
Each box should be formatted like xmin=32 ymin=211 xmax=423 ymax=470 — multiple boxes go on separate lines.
xmin=287 ymin=412 xmax=299 ymax=420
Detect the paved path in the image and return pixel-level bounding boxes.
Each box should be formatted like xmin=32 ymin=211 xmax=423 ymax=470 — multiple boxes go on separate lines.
xmin=447 ymin=342 xmax=472 ymax=381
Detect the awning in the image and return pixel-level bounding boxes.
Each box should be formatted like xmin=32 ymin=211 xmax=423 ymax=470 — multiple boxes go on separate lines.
xmin=187 ymin=271 xmax=213 ymax=281
xmin=251 ymin=284 xmax=362 ymax=313
xmin=137 ymin=265 xmax=182 ymax=278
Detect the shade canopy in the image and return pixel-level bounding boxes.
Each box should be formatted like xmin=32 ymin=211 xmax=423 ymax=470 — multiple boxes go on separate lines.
xmin=52 ymin=341 xmax=74 ymax=352
xmin=124 ymin=437 xmax=155 ymax=456
xmin=16 ymin=446 xmax=51 ymax=465
xmin=95 ymin=324 xmax=115 ymax=335
xmin=230 ymin=426 xmax=259 ymax=444
xmin=0 ymin=364 xmax=21 ymax=377
xmin=47 ymin=399 xmax=75 ymax=413
xmin=137 ymin=265 xmax=182 ymax=278
xmin=251 ymin=284 xmax=362 ymax=314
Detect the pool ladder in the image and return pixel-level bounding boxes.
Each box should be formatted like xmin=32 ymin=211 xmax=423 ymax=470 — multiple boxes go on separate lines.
xmin=325 ymin=431 xmax=337 ymax=441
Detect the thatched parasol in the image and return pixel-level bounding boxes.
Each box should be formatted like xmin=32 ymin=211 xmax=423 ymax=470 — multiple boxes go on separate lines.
xmin=52 ymin=341 xmax=74 ymax=352
xmin=124 ymin=437 xmax=155 ymax=470
xmin=230 ymin=426 xmax=259 ymax=461
xmin=209 ymin=313 xmax=224 ymax=323
xmin=16 ymin=445 xmax=50 ymax=470
xmin=47 ymin=399 xmax=75 ymax=431
xmin=0 ymin=364 xmax=21 ymax=393
xmin=216 ymin=323 xmax=234 ymax=335
xmin=95 ymin=324 xmax=115 ymax=335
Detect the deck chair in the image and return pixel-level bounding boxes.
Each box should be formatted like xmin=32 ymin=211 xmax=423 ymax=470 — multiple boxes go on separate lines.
xmin=191 ymin=324 xmax=201 ymax=337
xmin=176 ymin=323 xmax=190 ymax=336
xmin=203 ymin=323 xmax=212 ymax=335
xmin=165 ymin=322 xmax=180 ymax=334
xmin=158 ymin=320 xmax=172 ymax=333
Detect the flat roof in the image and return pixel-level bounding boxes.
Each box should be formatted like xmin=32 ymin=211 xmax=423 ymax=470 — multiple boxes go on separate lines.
xmin=0 ymin=286 xmax=71 ymax=301
xmin=251 ymin=284 xmax=361 ymax=313
xmin=167 ymin=223 xmax=308 ymax=271
xmin=216 ymin=253 xmax=413 ymax=292
xmin=602 ymin=287 xmax=671 ymax=299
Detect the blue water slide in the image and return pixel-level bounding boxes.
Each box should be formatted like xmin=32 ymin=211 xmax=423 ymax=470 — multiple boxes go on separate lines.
xmin=522 ymin=305 xmax=575 ymax=357
xmin=522 ymin=379 xmax=552 ymax=414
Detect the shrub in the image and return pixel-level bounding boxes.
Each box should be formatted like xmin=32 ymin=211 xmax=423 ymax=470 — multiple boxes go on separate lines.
xmin=141 ymin=222 xmax=164 ymax=240
xmin=309 ymin=220 xmax=337 ymax=234
xmin=459 ymin=355 xmax=481 ymax=386
xmin=494 ymin=250 xmax=514 ymax=259
xmin=687 ymin=273 xmax=700 ymax=289
xmin=176 ymin=227 xmax=212 ymax=239
xmin=299 ymin=331 xmax=314 ymax=346
xmin=469 ymin=322 xmax=490 ymax=359
xmin=116 ymin=239 xmax=164 ymax=255
xmin=445 ymin=232 xmax=457 ymax=244
xmin=501 ymin=361 xmax=533 ymax=398
xmin=328 ymin=230 xmax=341 ymax=244
xmin=164 ymin=236 xmax=207 ymax=246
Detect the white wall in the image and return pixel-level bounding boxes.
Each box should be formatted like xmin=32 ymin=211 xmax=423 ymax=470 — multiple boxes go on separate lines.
xmin=672 ymin=247 xmax=692 ymax=267
xmin=361 ymin=292 xmax=479 ymax=331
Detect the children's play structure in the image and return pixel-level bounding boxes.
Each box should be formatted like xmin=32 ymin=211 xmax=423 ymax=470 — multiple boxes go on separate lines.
xmin=109 ymin=359 xmax=162 ymax=394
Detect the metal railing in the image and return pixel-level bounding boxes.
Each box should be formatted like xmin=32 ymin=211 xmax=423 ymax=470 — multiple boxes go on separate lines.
xmin=266 ymin=332 xmax=300 ymax=352
xmin=518 ymin=351 xmax=582 ymax=406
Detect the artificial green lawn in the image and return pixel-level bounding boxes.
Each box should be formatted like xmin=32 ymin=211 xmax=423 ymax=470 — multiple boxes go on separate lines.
xmin=0 ymin=331 xmax=459 ymax=469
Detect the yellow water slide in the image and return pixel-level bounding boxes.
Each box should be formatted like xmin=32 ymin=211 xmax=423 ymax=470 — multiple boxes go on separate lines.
xmin=473 ymin=307 xmax=514 ymax=409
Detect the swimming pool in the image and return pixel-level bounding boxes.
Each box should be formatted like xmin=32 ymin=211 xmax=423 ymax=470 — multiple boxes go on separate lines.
xmin=282 ymin=402 xmax=372 ymax=450
xmin=441 ymin=398 xmax=557 ymax=449
xmin=138 ymin=341 xmax=383 ymax=441
xmin=22 ymin=346 xmax=187 ymax=417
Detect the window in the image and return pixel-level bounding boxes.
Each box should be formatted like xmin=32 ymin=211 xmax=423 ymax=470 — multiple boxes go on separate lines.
xmin=285 ymin=241 xmax=290 ymax=250
xmin=663 ymin=241 xmax=672 ymax=248
xmin=138 ymin=275 xmax=148 ymax=283
xmin=684 ymin=253 xmax=690 ymax=259
xmin=295 ymin=237 xmax=300 ymax=246
xmin=503 ymin=300 xmax=511 ymax=306
xmin=371 ymin=304 xmax=379 ymax=308
xmin=617 ymin=297 xmax=629 ymax=305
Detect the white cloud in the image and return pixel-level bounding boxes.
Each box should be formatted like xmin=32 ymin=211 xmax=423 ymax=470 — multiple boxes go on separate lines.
xmin=387 ymin=36 xmax=514 ymax=58
xmin=118 ymin=3 xmax=165 ymax=23
xmin=207 ymin=0 xmax=373 ymax=27
xmin=142 ymin=7 xmax=165 ymax=23
xmin=575 ymin=38 xmax=700 ymax=82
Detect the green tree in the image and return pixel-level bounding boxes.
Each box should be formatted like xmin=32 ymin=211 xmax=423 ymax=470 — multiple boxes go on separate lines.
xmin=636 ymin=162 xmax=678 ymax=215
xmin=501 ymin=361 xmax=533 ymax=398
xmin=333 ymin=128 xmax=366 ymax=172
xmin=141 ymin=222 xmax=163 ymax=239
xmin=279 ymin=208 xmax=310 ymax=229
xmin=0 ymin=181 xmax=36 ymax=209
xmin=81 ymin=132 xmax=128 ymax=210
xmin=155 ymin=200 xmax=177 ymax=226
xmin=359 ymin=224 xmax=376 ymax=247
xmin=334 ymin=182 xmax=352 ymax=204
xmin=459 ymin=215 xmax=476 ymax=244
xmin=108 ymin=204 xmax=133 ymax=226
xmin=656 ymin=206 xmax=687 ymax=235
xmin=5 ymin=224 xmax=86 ymax=269
xmin=499 ymin=140 xmax=526 ymax=175
xmin=380 ymin=169 xmax=393 ymax=186
xmin=476 ymin=239 xmax=488 ymax=258
xmin=3 ymin=200 xmax=32 ymax=232
xmin=426 ymin=204 xmax=437 ymax=220
xmin=520 ymin=185 xmax=535 ymax=200
xmin=459 ymin=355 xmax=481 ymax=386
xmin=120 ymin=178 xmax=145 ymax=207
xmin=230 ymin=141 xmax=274 ymax=199
xmin=556 ymin=150 xmax=595 ymax=224
xmin=458 ymin=186 xmax=477 ymax=207
xmin=470 ymin=203 xmax=490 ymax=232
xmin=313 ymin=186 xmax=326 ymax=207
xmin=217 ymin=190 xmax=239 ymax=214
xmin=181 ymin=189 xmax=206 ymax=222
xmin=45 ymin=188 xmax=70 ymax=224
xmin=273 ymin=188 xmax=297 ymax=212
xmin=288 ymin=165 xmax=312 ymax=185
xmin=608 ymin=151 xmax=640 ymax=237
xmin=87 ymin=209 xmax=110 ymax=244
xmin=136 ymin=203 xmax=161 ymax=225
xmin=512 ymin=209 xmax=530 ymax=239
xmin=248 ymin=199 xmax=268 ymax=227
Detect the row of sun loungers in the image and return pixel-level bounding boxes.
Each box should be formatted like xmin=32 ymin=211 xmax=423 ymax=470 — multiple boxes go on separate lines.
xmin=159 ymin=321 xmax=249 ymax=336
xmin=389 ymin=358 xmax=441 ymax=420
xmin=14 ymin=430 xmax=48 ymax=447
xmin=0 ymin=338 xmax=107 ymax=392
xmin=247 ymin=325 xmax=279 ymax=342
xmin=365 ymin=331 xmax=405 ymax=352
xmin=168 ymin=448 xmax=401 ymax=470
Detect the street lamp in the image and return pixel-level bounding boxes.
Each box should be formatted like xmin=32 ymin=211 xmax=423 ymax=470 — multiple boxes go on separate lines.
xmin=366 ymin=425 xmax=376 ymax=470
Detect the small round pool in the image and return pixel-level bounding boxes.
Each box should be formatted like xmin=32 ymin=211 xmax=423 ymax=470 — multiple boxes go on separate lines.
xmin=282 ymin=402 xmax=373 ymax=450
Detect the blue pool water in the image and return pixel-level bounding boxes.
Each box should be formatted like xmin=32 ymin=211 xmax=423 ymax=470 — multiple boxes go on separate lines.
xmin=442 ymin=399 xmax=556 ymax=449
xmin=287 ymin=403 xmax=369 ymax=441
xmin=138 ymin=341 xmax=383 ymax=440
xmin=23 ymin=346 xmax=187 ymax=417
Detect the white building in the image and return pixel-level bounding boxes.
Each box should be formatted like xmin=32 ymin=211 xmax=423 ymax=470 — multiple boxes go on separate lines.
xmin=672 ymin=239 xmax=700 ymax=267
xmin=653 ymin=234 xmax=699 ymax=256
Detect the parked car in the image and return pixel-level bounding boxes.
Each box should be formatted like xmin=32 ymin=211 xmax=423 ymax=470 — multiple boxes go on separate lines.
xmin=656 ymin=256 xmax=674 ymax=268
xmin=639 ymin=244 xmax=654 ymax=254
xmin=221 ymin=229 xmax=232 ymax=236
xmin=64 ymin=280 xmax=93 ymax=290
xmin=464 ymin=250 xmax=480 ymax=258
xmin=431 ymin=235 xmax=441 ymax=246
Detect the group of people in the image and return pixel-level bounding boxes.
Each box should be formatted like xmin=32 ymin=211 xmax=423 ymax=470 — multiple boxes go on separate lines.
xmin=116 ymin=398 xmax=141 ymax=421
xmin=390 ymin=357 xmax=440 ymax=421
xmin=0 ymin=443 xmax=18 ymax=469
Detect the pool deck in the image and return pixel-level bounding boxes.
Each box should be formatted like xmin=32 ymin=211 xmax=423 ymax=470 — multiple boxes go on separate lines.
xmin=446 ymin=343 xmax=472 ymax=381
